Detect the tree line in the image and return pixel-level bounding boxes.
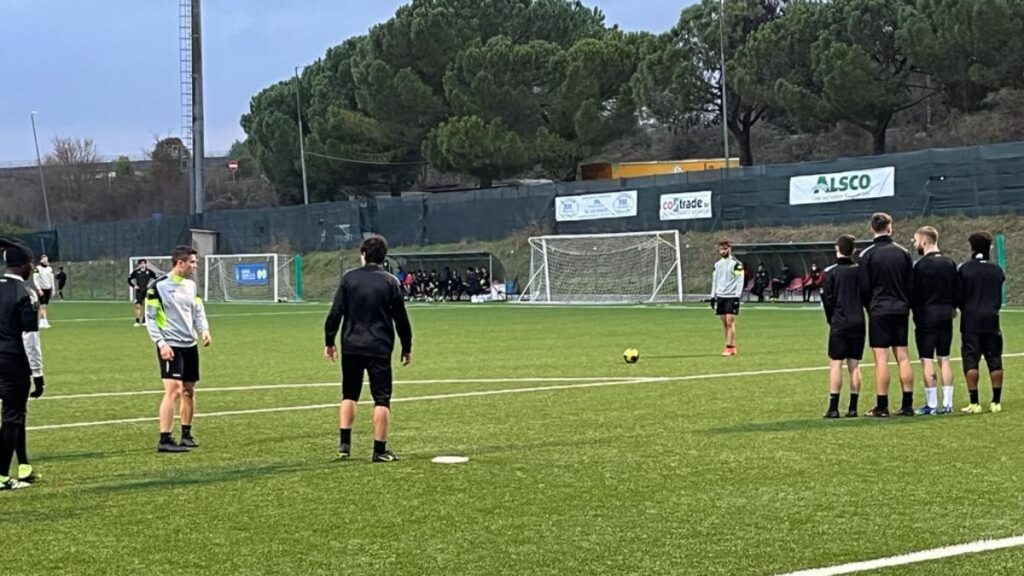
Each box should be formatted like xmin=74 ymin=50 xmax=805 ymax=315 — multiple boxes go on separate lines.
xmin=240 ymin=0 xmax=1024 ymax=200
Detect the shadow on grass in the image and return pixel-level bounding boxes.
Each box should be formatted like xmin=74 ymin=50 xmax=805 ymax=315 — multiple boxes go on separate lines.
xmin=34 ymin=450 xmax=126 ymax=463
xmin=89 ymin=462 xmax=309 ymax=493
xmin=706 ymin=415 xmax=933 ymax=435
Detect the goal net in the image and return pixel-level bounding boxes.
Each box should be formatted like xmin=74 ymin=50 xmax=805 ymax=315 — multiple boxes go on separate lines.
xmin=204 ymin=254 xmax=297 ymax=303
xmin=518 ymin=230 xmax=683 ymax=304
xmin=127 ymin=256 xmax=174 ymax=301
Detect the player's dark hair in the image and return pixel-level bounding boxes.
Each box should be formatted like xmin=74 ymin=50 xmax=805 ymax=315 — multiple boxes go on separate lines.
xmin=171 ymin=245 xmax=197 ymax=265
xmin=139 ymin=259 xmax=147 ymax=265
xmin=870 ymin=213 xmax=892 ymax=233
xmin=361 ymin=235 xmax=388 ymax=264
xmin=836 ymin=234 xmax=856 ymax=257
xmin=969 ymin=231 xmax=993 ymax=257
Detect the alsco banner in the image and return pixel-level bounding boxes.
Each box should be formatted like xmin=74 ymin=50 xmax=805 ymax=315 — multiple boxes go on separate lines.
xmin=789 ymin=166 xmax=895 ymax=205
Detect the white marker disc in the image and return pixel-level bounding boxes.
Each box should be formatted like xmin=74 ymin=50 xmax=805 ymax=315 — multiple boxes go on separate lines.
xmin=431 ymin=456 xmax=469 ymax=464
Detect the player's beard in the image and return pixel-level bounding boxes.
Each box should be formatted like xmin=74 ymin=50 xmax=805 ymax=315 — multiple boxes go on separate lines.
xmin=917 ymin=246 xmax=925 ymax=256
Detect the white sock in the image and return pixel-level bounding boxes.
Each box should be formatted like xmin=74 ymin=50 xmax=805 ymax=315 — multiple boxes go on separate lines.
xmin=942 ymin=385 xmax=954 ymax=407
xmin=925 ymin=387 xmax=938 ymax=409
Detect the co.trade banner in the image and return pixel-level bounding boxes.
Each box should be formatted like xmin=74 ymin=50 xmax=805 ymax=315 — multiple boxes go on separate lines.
xmin=789 ymin=166 xmax=895 ymax=206
xmin=659 ymin=191 xmax=713 ymax=221
xmin=555 ymin=190 xmax=637 ymax=222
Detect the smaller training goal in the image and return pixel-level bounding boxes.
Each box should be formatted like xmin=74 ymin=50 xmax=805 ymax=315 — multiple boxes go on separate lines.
xmin=204 ymin=254 xmax=298 ymax=303
xmin=518 ymin=230 xmax=683 ymax=304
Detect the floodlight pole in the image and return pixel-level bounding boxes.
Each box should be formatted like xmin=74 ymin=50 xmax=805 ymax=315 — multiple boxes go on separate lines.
xmin=294 ymin=66 xmax=310 ymax=205
xmin=30 ymin=112 xmax=52 ymax=230
xmin=719 ymin=0 xmax=730 ymax=163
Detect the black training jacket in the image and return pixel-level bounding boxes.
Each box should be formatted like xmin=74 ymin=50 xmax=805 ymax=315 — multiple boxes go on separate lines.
xmin=822 ymin=257 xmax=865 ymax=331
xmin=324 ymin=265 xmax=412 ymax=358
xmin=858 ymin=235 xmax=913 ymax=317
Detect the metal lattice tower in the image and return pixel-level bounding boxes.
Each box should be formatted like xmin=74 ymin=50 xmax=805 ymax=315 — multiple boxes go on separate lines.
xmin=179 ymin=0 xmax=193 ymax=164
xmin=179 ymin=0 xmax=205 ymax=216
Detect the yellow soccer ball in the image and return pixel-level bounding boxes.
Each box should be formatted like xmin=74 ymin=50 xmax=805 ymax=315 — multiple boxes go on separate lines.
xmin=623 ymin=348 xmax=640 ymax=364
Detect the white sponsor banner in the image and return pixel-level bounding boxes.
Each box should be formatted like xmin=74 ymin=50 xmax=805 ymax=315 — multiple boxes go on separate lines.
xmin=789 ymin=166 xmax=895 ymax=206
xmin=555 ymin=190 xmax=637 ymax=222
xmin=659 ymin=191 xmax=713 ymax=221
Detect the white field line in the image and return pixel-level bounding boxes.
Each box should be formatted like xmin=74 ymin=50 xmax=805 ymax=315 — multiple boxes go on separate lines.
xmin=37 ymin=376 xmax=660 ymax=401
xmin=37 ymin=351 xmax=1024 ymax=403
xmin=774 ymin=534 xmax=1024 ymax=576
xmin=27 ymin=378 xmax=658 ymax=431
xmin=27 ymin=352 xmax=1024 ymax=431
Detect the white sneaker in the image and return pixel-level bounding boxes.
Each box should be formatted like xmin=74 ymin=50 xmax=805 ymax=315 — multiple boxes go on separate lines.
xmin=39 ymin=320 xmax=51 ymax=329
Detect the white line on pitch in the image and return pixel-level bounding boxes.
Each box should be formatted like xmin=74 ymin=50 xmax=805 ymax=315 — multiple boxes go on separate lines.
xmin=27 ymin=378 xmax=658 ymax=430
xmin=37 ymin=376 xmax=660 ymax=401
xmin=37 ymin=352 xmax=1024 ymax=403
xmin=27 ymin=352 xmax=1024 ymax=431
xmin=774 ymin=534 xmax=1024 ymax=576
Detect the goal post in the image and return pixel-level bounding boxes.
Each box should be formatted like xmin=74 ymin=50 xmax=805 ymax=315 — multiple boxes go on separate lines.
xmin=518 ymin=230 xmax=684 ymax=304
xmin=204 ymin=253 xmax=297 ymax=303
xmin=126 ymin=256 xmax=174 ymax=302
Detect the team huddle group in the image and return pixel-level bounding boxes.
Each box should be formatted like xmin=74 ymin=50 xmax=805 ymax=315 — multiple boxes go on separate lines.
xmin=711 ymin=213 xmax=1006 ymax=419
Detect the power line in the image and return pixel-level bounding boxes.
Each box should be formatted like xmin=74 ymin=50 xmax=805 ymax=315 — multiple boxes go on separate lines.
xmin=304 ymin=151 xmax=428 ymax=166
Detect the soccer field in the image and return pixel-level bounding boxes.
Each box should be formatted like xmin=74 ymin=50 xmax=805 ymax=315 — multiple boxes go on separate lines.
xmin=9 ymin=301 xmax=1024 ymax=575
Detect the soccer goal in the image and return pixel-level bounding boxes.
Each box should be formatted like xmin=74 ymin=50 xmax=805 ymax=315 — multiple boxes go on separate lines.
xmin=126 ymin=256 xmax=174 ymax=302
xmin=204 ymin=254 xmax=298 ymax=303
xmin=518 ymin=230 xmax=683 ymax=304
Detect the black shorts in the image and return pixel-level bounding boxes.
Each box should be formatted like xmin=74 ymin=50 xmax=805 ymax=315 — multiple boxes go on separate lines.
xmin=134 ymin=289 xmax=147 ymax=305
xmin=0 ymin=371 xmax=31 ymax=426
xmin=39 ymin=289 xmax=52 ymax=305
xmin=869 ymin=314 xmax=909 ymax=349
xmin=915 ymin=318 xmax=954 ymax=359
xmin=828 ymin=328 xmax=865 ymax=361
xmin=961 ymin=332 xmax=1003 ymax=373
xmin=341 ymin=354 xmax=393 ymax=408
xmin=715 ymin=297 xmax=740 ymax=316
xmin=157 ymin=345 xmax=201 ymax=382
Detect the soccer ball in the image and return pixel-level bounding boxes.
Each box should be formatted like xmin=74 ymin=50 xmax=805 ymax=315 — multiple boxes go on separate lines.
xmin=623 ymin=348 xmax=640 ymax=364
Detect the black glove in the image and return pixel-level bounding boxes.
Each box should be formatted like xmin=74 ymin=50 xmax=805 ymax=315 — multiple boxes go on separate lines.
xmin=30 ymin=376 xmax=45 ymax=399
xmin=710 ymin=297 xmax=717 ymax=310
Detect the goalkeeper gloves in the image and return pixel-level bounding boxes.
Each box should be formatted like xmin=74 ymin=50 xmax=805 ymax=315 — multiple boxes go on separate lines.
xmin=30 ymin=376 xmax=45 ymax=399
xmin=710 ymin=297 xmax=717 ymax=310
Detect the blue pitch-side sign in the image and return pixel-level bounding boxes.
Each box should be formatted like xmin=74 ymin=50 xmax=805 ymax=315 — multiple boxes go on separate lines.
xmin=235 ymin=263 xmax=269 ymax=286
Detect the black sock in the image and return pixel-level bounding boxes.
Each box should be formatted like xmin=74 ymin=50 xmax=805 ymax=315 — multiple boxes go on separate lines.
xmin=969 ymin=389 xmax=979 ymax=404
xmin=181 ymin=425 xmax=192 ymax=438
xmin=374 ymin=440 xmax=387 ymax=454
xmin=828 ymin=393 xmax=840 ymax=412
xmin=0 ymin=423 xmax=20 ymax=478
xmin=340 ymin=428 xmax=352 ymax=446
xmin=902 ymin=391 xmax=913 ymax=411
xmin=15 ymin=424 xmax=28 ymax=465
xmin=993 ymin=387 xmax=1003 ymax=404
xmin=159 ymin=432 xmax=173 ymax=444
xmin=849 ymin=393 xmax=859 ymax=412
xmin=877 ymin=394 xmax=889 ymax=411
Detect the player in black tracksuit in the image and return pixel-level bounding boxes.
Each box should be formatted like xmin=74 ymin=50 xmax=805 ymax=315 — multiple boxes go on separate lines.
xmin=955 ymin=232 xmax=1005 ymax=414
xmin=910 ymin=226 xmax=958 ymax=415
xmin=858 ymin=213 xmax=915 ymax=417
xmin=0 ymin=238 xmax=46 ymax=491
xmin=324 ymin=235 xmax=412 ymax=462
xmin=821 ymin=235 xmax=865 ymax=418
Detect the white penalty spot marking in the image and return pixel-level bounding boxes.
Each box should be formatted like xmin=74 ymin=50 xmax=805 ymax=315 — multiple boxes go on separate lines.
xmin=431 ymin=456 xmax=470 ymax=464
xmin=775 ymin=534 xmax=1024 ymax=576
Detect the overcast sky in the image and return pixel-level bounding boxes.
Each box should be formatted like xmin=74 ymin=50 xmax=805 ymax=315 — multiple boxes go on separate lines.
xmin=0 ymin=0 xmax=696 ymax=163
